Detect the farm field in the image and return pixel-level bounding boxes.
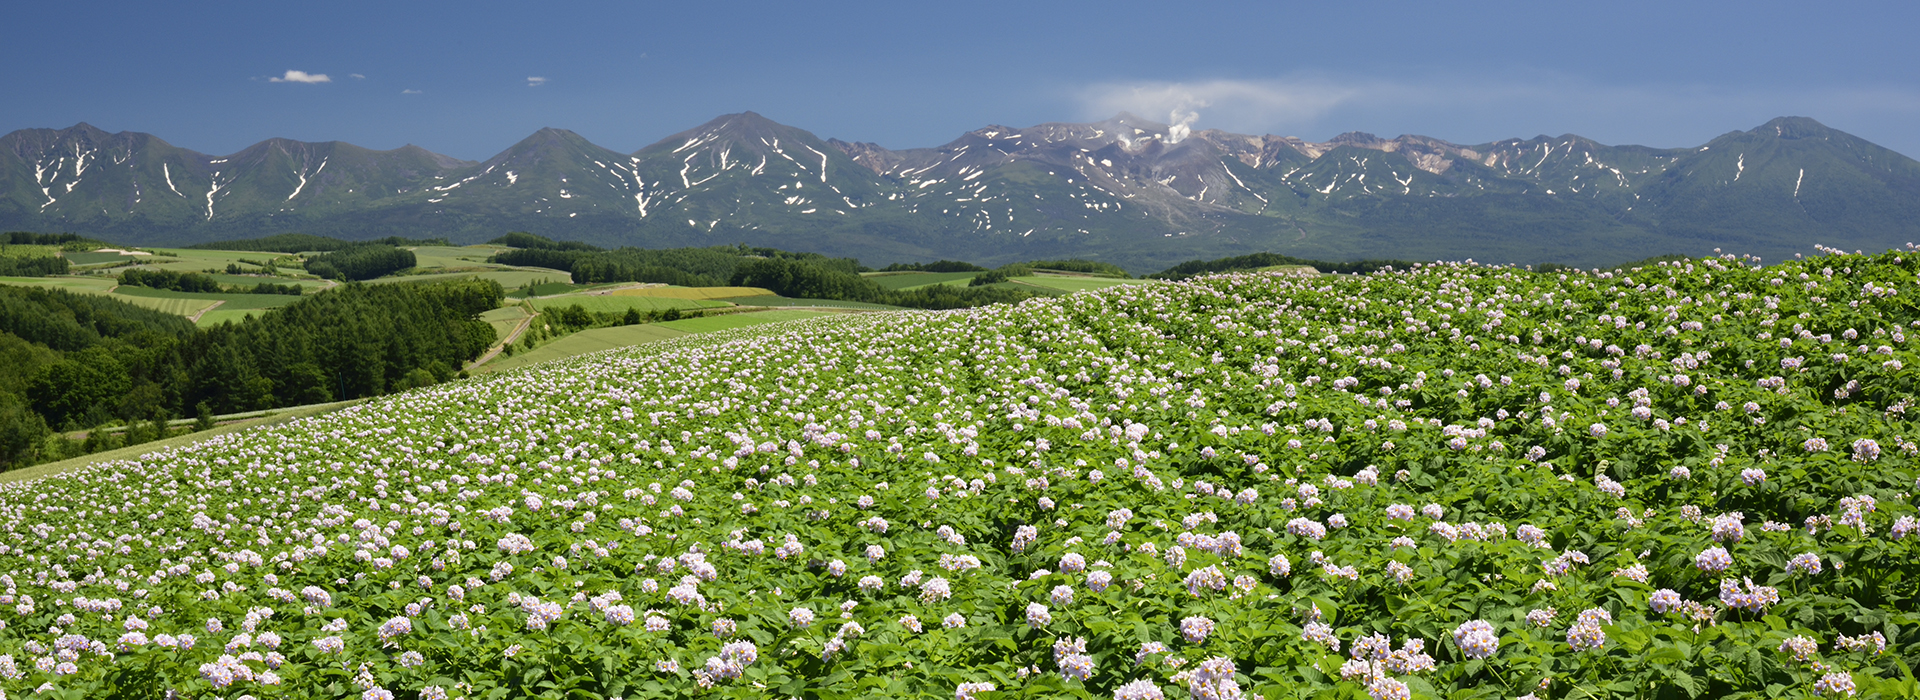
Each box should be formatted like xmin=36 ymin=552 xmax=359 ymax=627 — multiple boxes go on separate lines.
xmin=0 ymin=274 xmax=307 ymax=319
xmin=1011 ymin=274 xmax=1155 ymax=292
xmin=99 ymin=286 xmax=307 ymax=325
xmin=109 ymin=292 xmax=220 ymax=317
xmin=866 ymin=271 xmax=979 ymax=290
xmin=193 ymin=308 xmax=271 ymax=327
xmin=509 ymin=281 xmax=587 ymax=298
xmin=131 ymin=248 xmax=288 ymax=274
xmin=408 ymin=245 xmax=511 ymax=270
xmin=65 ymin=247 xmax=323 ymax=288
xmin=2 ymin=250 xmax=1917 ymax=699
xmin=609 ymin=286 xmax=775 ymax=300
xmin=0 ymin=245 xmax=61 ymax=259
xmin=717 ymin=294 xmax=904 ymax=309
xmin=527 ymin=295 xmax=732 ymax=314
xmin=0 ymin=275 xmax=117 ymax=293
xmin=62 ymin=250 xmax=150 ymax=266
xmin=654 ymin=308 xmax=833 ymax=333
xmin=477 ymin=323 xmax=690 ymax=374
xmin=201 ymin=273 xmax=329 ymax=289
xmin=1257 ymin=264 xmax=1320 ymax=276
xmin=109 ymin=285 xmax=306 ymax=310
xmin=481 ymin=305 xmax=534 ymax=341
xmin=478 ymin=310 xmax=836 ymax=375
xmin=368 ymin=268 xmax=567 ymax=289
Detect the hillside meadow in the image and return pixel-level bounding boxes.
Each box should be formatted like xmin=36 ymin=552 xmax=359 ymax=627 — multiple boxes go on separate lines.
xmin=0 ymin=249 xmax=1915 ymax=699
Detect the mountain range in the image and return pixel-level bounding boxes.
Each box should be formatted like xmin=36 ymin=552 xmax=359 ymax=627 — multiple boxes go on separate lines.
xmin=5 ymin=113 xmax=1918 ymax=270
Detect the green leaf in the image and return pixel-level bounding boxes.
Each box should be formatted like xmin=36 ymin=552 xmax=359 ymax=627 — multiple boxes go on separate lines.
xmin=1666 ymin=670 xmax=1706 ymax=699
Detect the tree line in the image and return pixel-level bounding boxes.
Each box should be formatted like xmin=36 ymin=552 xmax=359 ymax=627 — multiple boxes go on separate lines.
xmin=304 ymin=244 xmax=417 ymax=281
xmin=188 ymin=233 xmax=450 ymax=253
xmin=488 ymin=240 xmax=1035 ymax=310
xmin=0 ymin=279 xmax=499 ymax=470
xmin=0 ymin=255 xmax=69 ymax=277
xmin=730 ymin=258 xmax=1035 ymax=309
xmin=1148 ymin=252 xmax=1417 ymax=280
xmin=504 ymin=243 xmax=863 ymax=287
xmin=879 ymin=260 xmax=986 ymax=273
xmin=4 ymin=231 xmax=99 ymax=247
xmin=489 ymin=232 xmax=603 ymax=252
xmin=117 ymin=269 xmax=302 ymax=295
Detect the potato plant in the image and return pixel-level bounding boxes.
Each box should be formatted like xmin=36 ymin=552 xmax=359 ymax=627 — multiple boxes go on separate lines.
xmin=1 ymin=248 xmax=1917 ymax=699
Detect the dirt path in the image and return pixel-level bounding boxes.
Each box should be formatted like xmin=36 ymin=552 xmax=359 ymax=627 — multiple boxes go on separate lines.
xmin=188 ymin=299 xmax=224 ymax=323
xmin=469 ymin=308 xmax=539 ymax=368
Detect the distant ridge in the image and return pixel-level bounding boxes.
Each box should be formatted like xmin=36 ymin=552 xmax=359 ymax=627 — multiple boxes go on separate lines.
xmin=3 ymin=114 xmax=1916 ymax=270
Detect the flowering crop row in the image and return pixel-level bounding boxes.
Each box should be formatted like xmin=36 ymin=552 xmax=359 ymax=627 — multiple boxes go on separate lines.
xmin=0 ymin=248 xmax=1917 ymax=699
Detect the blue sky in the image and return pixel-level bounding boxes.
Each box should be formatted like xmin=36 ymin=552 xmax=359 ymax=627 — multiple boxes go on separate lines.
xmin=6 ymin=0 xmax=1917 ymax=160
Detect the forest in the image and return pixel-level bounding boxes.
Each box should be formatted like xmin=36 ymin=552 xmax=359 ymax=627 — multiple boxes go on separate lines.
xmin=186 ymin=233 xmax=451 ymax=253
xmin=1148 ymin=251 xmax=1418 ymax=280
xmin=0 ymin=279 xmax=498 ymax=469
xmin=303 ymin=243 xmax=418 ymax=280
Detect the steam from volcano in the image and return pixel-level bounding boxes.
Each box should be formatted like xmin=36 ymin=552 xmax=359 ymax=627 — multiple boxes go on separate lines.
xmin=1167 ymin=105 xmax=1202 ymax=144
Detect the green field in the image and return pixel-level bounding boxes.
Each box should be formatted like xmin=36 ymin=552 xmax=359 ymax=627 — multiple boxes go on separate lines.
xmin=1 ymin=271 xmax=311 ymax=324
xmin=609 ymin=286 xmax=774 ymax=300
xmin=1010 ymin=274 xmax=1154 ymax=292
xmin=864 ymin=271 xmax=979 ymax=290
xmin=656 ymin=309 xmax=832 ymax=333
xmin=0 ymin=244 xmax=61 ymax=259
xmin=480 ymin=305 xmax=534 ymax=340
xmin=1256 ymin=264 xmax=1321 ymax=276
xmin=508 ymin=281 xmax=586 ymax=298
xmin=136 ymin=248 xmax=283 ymax=272
xmin=111 ymin=293 xmax=220 ymax=317
xmin=59 ymin=245 xmax=324 ymax=287
xmin=195 ymin=309 xmax=270 ymax=327
xmin=407 ymin=245 xmax=511 ymax=270
xmin=528 ymin=295 xmax=731 ymax=314
xmin=111 ymin=285 xmax=307 ymax=309
xmin=367 ymin=269 xmax=568 ymax=288
xmin=717 ymin=295 xmax=903 ymax=310
xmin=203 ymin=273 xmax=329 ymax=289
xmin=478 ymin=324 xmax=690 ymax=374
xmin=479 ymin=310 xmax=836 ymax=375
xmin=64 ymin=250 xmax=142 ymax=265
xmin=0 ymin=275 xmax=118 ymax=293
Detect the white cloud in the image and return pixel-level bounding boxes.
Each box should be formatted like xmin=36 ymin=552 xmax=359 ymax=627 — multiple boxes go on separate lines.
xmin=268 ymin=70 xmax=331 ymax=84
xmin=350 ymin=73 xmax=366 ymax=80
xmin=401 ymin=89 xmax=423 ymax=94
xmin=1074 ymin=74 xmax=1920 ymax=149
xmin=527 ymin=76 xmax=548 ymax=87
xmin=1078 ymin=78 xmax=1363 ymax=134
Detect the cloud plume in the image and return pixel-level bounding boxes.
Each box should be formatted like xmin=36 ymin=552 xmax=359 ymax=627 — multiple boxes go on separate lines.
xmin=268 ymin=70 xmax=331 ymax=84
xmin=527 ymin=76 xmax=548 ymax=87
xmin=1079 ymin=78 xmax=1362 ymax=137
xmin=1075 ymin=75 xmax=1920 ymax=152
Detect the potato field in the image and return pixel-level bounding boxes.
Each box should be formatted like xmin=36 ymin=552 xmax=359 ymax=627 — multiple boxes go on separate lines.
xmin=1 ymin=249 xmax=1916 ymax=699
